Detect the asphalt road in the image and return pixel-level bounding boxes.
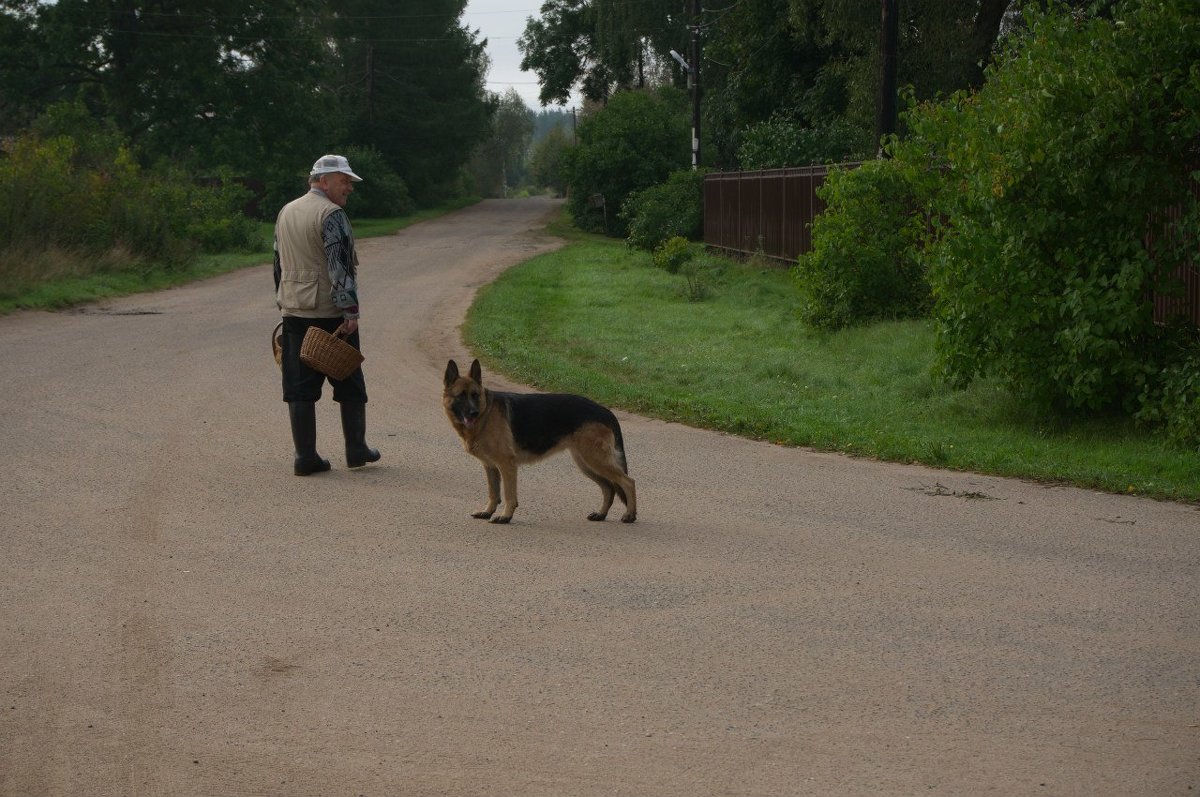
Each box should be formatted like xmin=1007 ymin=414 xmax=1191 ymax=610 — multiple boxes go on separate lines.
xmin=1 ymin=196 xmax=1197 ymax=796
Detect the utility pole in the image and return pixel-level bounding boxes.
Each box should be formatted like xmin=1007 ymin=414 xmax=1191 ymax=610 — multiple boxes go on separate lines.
xmin=690 ymin=0 xmax=702 ymax=170
xmin=671 ymin=1 xmax=703 ymax=170
xmin=875 ymin=0 xmax=898 ymax=158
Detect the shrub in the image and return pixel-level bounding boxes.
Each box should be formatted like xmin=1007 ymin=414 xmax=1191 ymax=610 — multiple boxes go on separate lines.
xmin=184 ymin=174 xmax=262 ymax=253
xmin=1135 ymin=332 xmax=1200 ymax=449
xmin=622 ymin=168 xmax=707 ymax=252
xmin=908 ymin=0 xmax=1200 ymax=415
xmin=652 ymin=236 xmax=695 ymax=275
xmin=0 ymin=110 xmax=263 ymax=271
xmin=341 ymin=145 xmax=414 ymax=218
xmin=565 ymin=88 xmax=690 ymax=236
xmin=738 ymin=114 xmax=872 ymax=169
xmin=794 ymin=159 xmax=932 ymax=330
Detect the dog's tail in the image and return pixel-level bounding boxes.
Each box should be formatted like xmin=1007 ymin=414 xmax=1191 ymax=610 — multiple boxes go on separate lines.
xmin=609 ymin=419 xmax=628 ymax=474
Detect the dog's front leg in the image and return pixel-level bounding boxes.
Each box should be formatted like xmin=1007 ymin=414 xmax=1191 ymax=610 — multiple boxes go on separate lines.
xmin=492 ymin=462 xmax=519 ymax=523
xmin=473 ymin=465 xmax=501 ymax=519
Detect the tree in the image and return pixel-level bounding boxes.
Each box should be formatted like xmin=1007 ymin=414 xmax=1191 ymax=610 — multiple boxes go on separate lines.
xmin=0 ymin=0 xmax=332 ymax=178
xmin=469 ymin=89 xmax=535 ymax=197
xmin=903 ymin=0 xmax=1200 ymax=418
xmin=565 ymin=88 xmax=690 ymax=235
xmin=786 ymin=0 xmax=1014 ymax=134
xmin=333 ymin=0 xmax=494 ymax=204
xmin=532 ymin=108 xmax=574 ymax=144
xmin=0 ymin=0 xmax=496 ymax=208
xmin=529 ymin=125 xmax=573 ymax=196
xmin=519 ymin=0 xmax=688 ymax=105
xmin=700 ymin=0 xmax=1015 ymax=168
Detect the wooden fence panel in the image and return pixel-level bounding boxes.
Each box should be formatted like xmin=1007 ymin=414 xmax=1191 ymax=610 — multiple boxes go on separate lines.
xmin=703 ymin=165 xmax=849 ymax=262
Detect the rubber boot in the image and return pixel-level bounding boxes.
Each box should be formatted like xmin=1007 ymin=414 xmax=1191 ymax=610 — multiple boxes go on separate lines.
xmin=341 ymin=401 xmax=381 ymax=468
xmin=288 ymin=401 xmax=331 ymax=476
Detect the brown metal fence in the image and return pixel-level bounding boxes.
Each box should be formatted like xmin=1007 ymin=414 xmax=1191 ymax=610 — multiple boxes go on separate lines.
xmin=1147 ymin=176 xmax=1200 ymax=326
xmin=703 ymin=164 xmax=859 ymax=262
xmin=704 ymin=163 xmax=1198 ymax=326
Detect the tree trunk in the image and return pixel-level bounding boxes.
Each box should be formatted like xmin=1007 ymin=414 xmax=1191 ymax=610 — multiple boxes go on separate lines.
xmin=968 ymin=0 xmax=1013 ymax=88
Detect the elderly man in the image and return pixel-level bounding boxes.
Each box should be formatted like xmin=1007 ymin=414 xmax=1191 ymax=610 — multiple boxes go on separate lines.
xmin=273 ymin=154 xmax=380 ymax=475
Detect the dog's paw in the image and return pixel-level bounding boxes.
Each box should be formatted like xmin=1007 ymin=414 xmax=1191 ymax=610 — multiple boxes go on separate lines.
xmin=587 ymin=512 xmax=607 ymax=521
xmin=471 ymin=510 xmax=494 ymax=520
xmin=490 ymin=515 xmax=512 ymax=524
xmin=620 ymin=512 xmax=636 ymax=523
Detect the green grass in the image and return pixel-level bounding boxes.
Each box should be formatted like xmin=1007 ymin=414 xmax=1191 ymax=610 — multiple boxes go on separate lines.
xmin=464 ymin=230 xmax=1200 ymax=504
xmin=0 ymin=198 xmax=480 ymax=315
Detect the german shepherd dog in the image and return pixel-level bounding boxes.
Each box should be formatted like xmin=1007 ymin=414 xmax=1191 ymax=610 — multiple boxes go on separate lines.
xmin=443 ymin=359 xmax=637 ymax=524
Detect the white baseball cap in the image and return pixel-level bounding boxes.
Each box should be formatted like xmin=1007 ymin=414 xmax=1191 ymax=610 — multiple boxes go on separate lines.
xmin=310 ymin=154 xmax=362 ymax=182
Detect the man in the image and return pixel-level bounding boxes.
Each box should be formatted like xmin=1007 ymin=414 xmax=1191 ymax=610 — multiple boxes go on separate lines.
xmin=274 ymin=154 xmax=380 ymax=475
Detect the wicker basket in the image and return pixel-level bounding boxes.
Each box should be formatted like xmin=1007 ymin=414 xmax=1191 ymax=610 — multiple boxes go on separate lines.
xmin=271 ymin=322 xmax=283 ymax=369
xmin=300 ymin=324 xmax=364 ymax=380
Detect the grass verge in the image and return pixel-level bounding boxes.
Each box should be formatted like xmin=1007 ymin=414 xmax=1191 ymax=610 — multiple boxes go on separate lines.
xmin=464 ymin=228 xmax=1200 ymax=504
xmin=0 ymin=197 xmax=480 ymax=315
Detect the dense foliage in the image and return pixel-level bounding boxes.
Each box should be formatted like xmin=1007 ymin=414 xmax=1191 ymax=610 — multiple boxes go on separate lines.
xmin=621 ymin=168 xmax=706 ymax=251
xmin=518 ymin=0 xmax=688 ymax=105
xmin=338 ymin=146 xmax=414 ymax=219
xmin=565 ymin=88 xmax=690 ymax=236
xmin=0 ymin=114 xmax=259 ymax=273
xmin=736 ymin=115 xmax=869 ymax=170
xmin=529 ymin=126 xmax=574 ymax=197
xmin=468 ymin=90 xmax=536 ymax=198
xmin=906 ymin=1 xmax=1200 ymax=424
xmin=795 ymin=159 xmax=932 ymax=329
xmin=0 ymin=0 xmax=494 ymax=212
xmin=334 ymin=0 xmax=493 ymax=204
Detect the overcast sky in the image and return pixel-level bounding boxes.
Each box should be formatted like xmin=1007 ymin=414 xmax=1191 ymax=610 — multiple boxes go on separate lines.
xmin=461 ymin=0 xmax=579 ymax=111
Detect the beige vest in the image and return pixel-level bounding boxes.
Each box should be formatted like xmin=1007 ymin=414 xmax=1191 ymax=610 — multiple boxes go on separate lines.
xmin=275 ymin=190 xmax=351 ymax=318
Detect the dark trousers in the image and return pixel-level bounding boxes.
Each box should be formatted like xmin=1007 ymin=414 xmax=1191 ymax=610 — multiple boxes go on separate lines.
xmin=280 ymin=316 xmax=368 ymax=403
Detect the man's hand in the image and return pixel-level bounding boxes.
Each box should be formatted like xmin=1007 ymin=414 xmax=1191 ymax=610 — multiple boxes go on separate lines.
xmin=339 ymin=318 xmax=359 ymax=336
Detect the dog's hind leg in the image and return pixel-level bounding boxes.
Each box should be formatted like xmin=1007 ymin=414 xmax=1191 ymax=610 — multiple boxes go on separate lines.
xmin=473 ymin=465 xmax=501 ymax=519
xmin=572 ymin=451 xmax=615 ymax=521
xmin=587 ymin=453 xmax=637 ymax=523
xmin=616 ymin=475 xmax=636 ymax=523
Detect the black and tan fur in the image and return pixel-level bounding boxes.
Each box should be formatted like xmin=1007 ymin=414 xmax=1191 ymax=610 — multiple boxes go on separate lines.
xmin=443 ymin=359 xmax=637 ymax=524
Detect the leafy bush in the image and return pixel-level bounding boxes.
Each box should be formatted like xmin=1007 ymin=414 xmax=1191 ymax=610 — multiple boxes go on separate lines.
xmin=906 ymin=0 xmax=1200 ymax=416
xmin=342 ymin=145 xmax=414 ymax=218
xmin=1136 ymin=337 xmax=1200 ymax=449
xmin=652 ymin=236 xmax=695 ymax=274
xmin=0 ymin=108 xmax=261 ymax=270
xmin=794 ymin=159 xmax=933 ymax=329
xmin=622 ymin=168 xmax=707 ymax=252
xmin=738 ymin=114 xmax=872 ymax=169
xmin=649 ymin=237 xmax=717 ymax=301
xmin=183 ymin=174 xmax=262 ymax=253
xmin=565 ymin=88 xmax=690 ymax=236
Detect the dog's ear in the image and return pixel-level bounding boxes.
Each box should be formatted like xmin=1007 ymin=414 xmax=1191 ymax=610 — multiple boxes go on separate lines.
xmin=469 ymin=359 xmax=482 ymax=385
xmin=444 ymin=359 xmax=459 ymax=389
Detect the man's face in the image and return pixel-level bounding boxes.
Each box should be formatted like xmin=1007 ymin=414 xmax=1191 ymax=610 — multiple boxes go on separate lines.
xmin=318 ymin=172 xmax=355 ymax=208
